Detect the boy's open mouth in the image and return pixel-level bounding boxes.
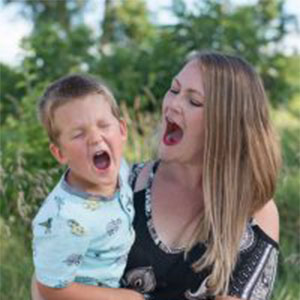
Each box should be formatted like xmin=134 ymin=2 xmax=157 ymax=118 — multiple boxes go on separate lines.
xmin=93 ymin=150 xmax=111 ymax=170
xmin=163 ymin=119 xmax=183 ymax=146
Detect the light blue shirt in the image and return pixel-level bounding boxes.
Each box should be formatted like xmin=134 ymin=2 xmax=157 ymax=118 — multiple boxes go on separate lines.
xmin=32 ymin=160 xmax=135 ymax=288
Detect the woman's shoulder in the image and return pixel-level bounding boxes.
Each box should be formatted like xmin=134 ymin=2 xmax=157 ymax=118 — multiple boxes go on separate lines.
xmin=239 ymin=199 xmax=279 ymax=253
xmin=253 ymin=199 xmax=279 ymax=243
xmin=229 ymin=202 xmax=279 ymax=299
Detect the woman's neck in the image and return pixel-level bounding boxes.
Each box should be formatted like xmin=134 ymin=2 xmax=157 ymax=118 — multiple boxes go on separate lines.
xmin=158 ymin=160 xmax=203 ymax=190
xmin=151 ymin=159 xmax=204 ymax=249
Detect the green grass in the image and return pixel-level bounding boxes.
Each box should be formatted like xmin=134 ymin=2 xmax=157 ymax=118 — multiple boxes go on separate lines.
xmin=0 ymin=218 xmax=33 ymax=300
xmin=271 ymin=99 xmax=300 ymax=300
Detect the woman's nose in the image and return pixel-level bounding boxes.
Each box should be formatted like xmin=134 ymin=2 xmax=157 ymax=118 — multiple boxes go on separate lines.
xmin=167 ymin=94 xmax=182 ymax=113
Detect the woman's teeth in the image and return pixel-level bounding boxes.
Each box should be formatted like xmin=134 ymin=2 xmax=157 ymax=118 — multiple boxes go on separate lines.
xmin=163 ymin=121 xmax=183 ymax=145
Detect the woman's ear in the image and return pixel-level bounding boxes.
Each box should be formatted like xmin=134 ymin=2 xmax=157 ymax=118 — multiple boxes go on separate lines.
xmin=49 ymin=143 xmax=68 ymax=165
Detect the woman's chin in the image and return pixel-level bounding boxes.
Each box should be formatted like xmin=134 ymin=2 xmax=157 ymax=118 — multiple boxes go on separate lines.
xmin=158 ymin=143 xmax=180 ymax=161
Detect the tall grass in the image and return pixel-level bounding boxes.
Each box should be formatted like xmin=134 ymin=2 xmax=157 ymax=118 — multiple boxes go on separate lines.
xmin=0 ymin=102 xmax=299 ymax=299
xmin=271 ymin=98 xmax=300 ymax=300
xmin=0 ymin=218 xmax=33 ymax=300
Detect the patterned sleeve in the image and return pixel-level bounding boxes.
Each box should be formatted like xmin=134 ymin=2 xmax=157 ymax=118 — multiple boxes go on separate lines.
xmin=228 ymin=224 xmax=279 ymax=300
xmin=32 ymin=200 xmax=91 ymax=288
xmin=128 ymin=162 xmax=145 ymax=189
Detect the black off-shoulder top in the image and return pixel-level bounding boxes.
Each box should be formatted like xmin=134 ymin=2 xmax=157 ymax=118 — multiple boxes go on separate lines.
xmin=121 ymin=162 xmax=279 ymax=300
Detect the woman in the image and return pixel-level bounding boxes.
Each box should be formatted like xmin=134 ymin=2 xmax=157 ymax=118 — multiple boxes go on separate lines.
xmin=33 ymin=51 xmax=281 ymax=300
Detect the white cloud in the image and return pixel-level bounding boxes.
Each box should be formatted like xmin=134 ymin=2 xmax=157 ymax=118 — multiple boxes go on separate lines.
xmin=0 ymin=2 xmax=32 ymax=66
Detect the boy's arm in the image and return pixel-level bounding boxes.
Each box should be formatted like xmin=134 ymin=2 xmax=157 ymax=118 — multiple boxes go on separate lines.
xmin=35 ymin=278 xmax=144 ymax=300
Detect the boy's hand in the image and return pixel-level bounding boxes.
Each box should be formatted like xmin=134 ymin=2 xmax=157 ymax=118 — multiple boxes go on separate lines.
xmin=31 ymin=275 xmax=144 ymax=300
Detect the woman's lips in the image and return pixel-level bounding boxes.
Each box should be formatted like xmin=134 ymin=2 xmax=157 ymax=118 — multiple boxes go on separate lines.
xmin=163 ymin=120 xmax=183 ymax=146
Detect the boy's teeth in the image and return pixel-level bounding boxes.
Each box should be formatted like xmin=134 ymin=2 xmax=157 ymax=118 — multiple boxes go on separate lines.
xmin=93 ymin=151 xmax=110 ymax=170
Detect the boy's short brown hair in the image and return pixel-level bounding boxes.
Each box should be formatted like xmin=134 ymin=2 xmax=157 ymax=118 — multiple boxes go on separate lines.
xmin=38 ymin=74 xmax=120 ymax=144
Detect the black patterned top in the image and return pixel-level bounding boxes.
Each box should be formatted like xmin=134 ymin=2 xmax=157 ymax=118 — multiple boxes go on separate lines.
xmin=121 ymin=162 xmax=279 ymax=300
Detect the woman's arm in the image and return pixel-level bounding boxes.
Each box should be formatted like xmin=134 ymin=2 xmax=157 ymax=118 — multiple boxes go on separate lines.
xmin=216 ymin=200 xmax=280 ymax=300
xmin=32 ymin=277 xmax=144 ymax=300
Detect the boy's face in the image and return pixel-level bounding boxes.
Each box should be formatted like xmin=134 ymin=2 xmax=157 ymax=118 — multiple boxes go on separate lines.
xmin=50 ymin=93 xmax=127 ymax=196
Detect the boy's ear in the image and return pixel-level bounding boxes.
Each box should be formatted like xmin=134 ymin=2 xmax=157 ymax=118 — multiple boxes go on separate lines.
xmin=49 ymin=143 xmax=68 ymax=165
xmin=119 ymin=119 xmax=127 ymax=142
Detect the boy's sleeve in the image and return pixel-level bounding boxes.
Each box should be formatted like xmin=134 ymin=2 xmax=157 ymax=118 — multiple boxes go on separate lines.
xmin=32 ymin=212 xmax=90 ymax=288
xmin=120 ymin=159 xmax=130 ymax=179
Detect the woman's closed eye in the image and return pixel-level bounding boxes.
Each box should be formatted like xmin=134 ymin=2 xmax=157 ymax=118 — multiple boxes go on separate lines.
xmin=169 ymin=87 xmax=179 ymax=94
xmin=189 ymin=98 xmax=203 ymax=107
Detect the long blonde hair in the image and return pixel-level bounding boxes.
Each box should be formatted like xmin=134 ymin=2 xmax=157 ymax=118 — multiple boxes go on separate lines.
xmin=186 ymin=52 xmax=281 ymax=295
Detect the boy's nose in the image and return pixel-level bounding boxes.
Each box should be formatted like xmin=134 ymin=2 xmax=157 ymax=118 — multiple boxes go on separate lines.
xmin=88 ymin=129 xmax=102 ymax=145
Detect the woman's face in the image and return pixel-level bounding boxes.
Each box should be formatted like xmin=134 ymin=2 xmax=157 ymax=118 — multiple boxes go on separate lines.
xmin=159 ymin=59 xmax=206 ymax=164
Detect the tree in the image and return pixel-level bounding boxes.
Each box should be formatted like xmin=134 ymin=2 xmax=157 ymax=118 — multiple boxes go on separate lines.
xmin=3 ymin=0 xmax=88 ymax=31
xmin=100 ymin=0 xmax=155 ymax=50
xmin=0 ymin=63 xmax=26 ymax=124
xmin=20 ymin=22 xmax=96 ymax=84
xmin=167 ymin=0 xmax=299 ymax=105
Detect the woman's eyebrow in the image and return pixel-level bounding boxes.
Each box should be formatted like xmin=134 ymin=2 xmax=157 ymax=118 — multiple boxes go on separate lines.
xmin=174 ymin=77 xmax=204 ymax=97
xmin=187 ymin=89 xmax=204 ymax=98
xmin=172 ymin=78 xmax=181 ymax=87
xmin=172 ymin=77 xmax=204 ymax=98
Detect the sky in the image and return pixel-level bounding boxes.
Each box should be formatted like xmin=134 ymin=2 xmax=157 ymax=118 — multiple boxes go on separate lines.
xmin=0 ymin=0 xmax=299 ymax=66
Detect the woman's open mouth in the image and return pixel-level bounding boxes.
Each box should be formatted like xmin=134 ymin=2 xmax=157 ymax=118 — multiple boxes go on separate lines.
xmin=163 ymin=119 xmax=183 ymax=146
xmin=93 ymin=150 xmax=111 ymax=170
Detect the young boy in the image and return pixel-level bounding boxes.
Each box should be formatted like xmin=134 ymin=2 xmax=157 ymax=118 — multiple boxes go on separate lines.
xmin=32 ymin=74 xmax=135 ymax=296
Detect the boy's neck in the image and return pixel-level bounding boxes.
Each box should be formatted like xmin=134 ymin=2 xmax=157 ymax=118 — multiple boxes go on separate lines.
xmin=66 ymin=170 xmax=118 ymax=198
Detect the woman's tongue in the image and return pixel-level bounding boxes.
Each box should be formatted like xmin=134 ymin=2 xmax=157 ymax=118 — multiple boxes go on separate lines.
xmin=163 ymin=123 xmax=183 ymax=145
xmin=93 ymin=152 xmax=110 ymax=170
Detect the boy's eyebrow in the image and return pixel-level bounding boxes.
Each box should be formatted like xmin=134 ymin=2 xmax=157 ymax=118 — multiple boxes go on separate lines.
xmin=71 ymin=127 xmax=84 ymax=131
xmin=68 ymin=119 xmax=111 ymax=132
xmin=173 ymin=77 xmax=204 ymax=97
xmin=67 ymin=124 xmax=85 ymax=132
xmin=68 ymin=128 xmax=84 ymax=135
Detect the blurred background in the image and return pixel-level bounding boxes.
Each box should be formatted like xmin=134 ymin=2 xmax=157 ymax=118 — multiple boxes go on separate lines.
xmin=0 ymin=0 xmax=299 ymax=299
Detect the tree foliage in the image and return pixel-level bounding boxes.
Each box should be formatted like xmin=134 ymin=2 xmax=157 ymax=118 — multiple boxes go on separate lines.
xmin=3 ymin=0 xmax=88 ymax=30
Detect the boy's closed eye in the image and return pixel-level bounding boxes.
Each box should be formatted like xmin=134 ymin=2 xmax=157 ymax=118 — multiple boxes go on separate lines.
xmin=71 ymin=130 xmax=84 ymax=139
xmin=97 ymin=122 xmax=111 ymax=129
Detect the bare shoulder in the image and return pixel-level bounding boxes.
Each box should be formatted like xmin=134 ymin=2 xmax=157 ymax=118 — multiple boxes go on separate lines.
xmin=134 ymin=161 xmax=154 ymax=192
xmin=253 ymin=199 xmax=280 ymax=242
